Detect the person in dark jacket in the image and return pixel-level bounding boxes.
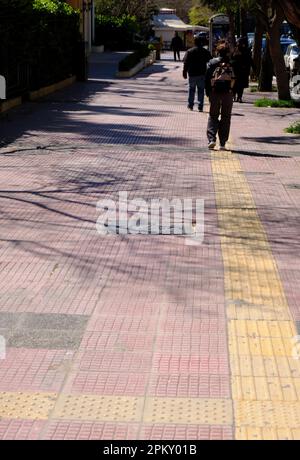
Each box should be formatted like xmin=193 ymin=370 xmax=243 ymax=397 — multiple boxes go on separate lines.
xmin=205 ymin=42 xmax=235 ymax=150
xmin=171 ymin=32 xmax=183 ymax=61
xmin=232 ymin=37 xmax=254 ymax=102
xmin=183 ymin=34 xmax=212 ymax=111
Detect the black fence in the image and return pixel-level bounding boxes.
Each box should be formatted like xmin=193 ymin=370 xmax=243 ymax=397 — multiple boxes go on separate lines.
xmin=0 ymin=11 xmax=82 ymax=100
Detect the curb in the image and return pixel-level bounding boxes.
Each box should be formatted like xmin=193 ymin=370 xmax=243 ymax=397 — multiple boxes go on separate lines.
xmin=117 ymin=51 xmax=156 ymax=78
xmin=28 ymin=76 xmax=76 ymax=101
xmin=0 ymin=76 xmax=76 ymax=115
xmin=0 ymin=97 xmax=22 ymax=114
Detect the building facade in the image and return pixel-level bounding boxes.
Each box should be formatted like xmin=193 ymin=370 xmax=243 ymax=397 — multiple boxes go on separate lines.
xmin=152 ymin=8 xmax=208 ymax=50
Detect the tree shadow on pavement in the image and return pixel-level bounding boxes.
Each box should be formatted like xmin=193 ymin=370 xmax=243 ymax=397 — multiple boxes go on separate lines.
xmin=132 ymin=64 xmax=170 ymax=79
xmin=0 ymin=74 xmax=190 ymax=150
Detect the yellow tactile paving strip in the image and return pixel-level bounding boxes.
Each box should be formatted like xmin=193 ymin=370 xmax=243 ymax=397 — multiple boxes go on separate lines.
xmin=0 ymin=392 xmax=57 ymax=420
xmin=236 ymin=427 xmax=300 ymax=441
xmin=143 ymin=398 xmax=233 ymax=424
xmin=211 ymin=150 xmax=300 ymax=440
xmin=0 ymin=393 xmax=232 ymax=425
xmin=52 ymin=394 xmax=144 ymax=422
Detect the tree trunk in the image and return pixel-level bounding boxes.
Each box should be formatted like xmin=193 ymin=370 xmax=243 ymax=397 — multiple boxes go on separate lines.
xmin=240 ymin=8 xmax=248 ymax=37
xmin=268 ymin=9 xmax=291 ymax=100
xmin=277 ymin=0 xmax=300 ymax=29
xmin=252 ymin=18 xmax=264 ymax=80
xmin=259 ymin=37 xmax=273 ymax=91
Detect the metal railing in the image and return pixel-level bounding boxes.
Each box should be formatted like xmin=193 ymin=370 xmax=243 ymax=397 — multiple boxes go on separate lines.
xmin=0 ymin=14 xmax=80 ymax=100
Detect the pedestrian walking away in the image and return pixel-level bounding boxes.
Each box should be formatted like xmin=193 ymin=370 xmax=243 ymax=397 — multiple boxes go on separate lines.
xmin=205 ymin=42 xmax=235 ymax=150
xmin=183 ymin=33 xmax=212 ymax=112
xmin=171 ymin=32 xmax=184 ymax=62
xmin=232 ymin=37 xmax=255 ymax=103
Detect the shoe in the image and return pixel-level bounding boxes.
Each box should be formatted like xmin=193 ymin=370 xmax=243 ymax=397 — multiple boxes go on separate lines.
xmin=208 ymin=141 xmax=216 ymax=150
xmin=198 ymin=107 xmax=203 ymax=112
xmin=219 ymin=145 xmax=226 ymax=151
xmin=188 ymin=106 xmax=193 ymax=111
xmin=238 ymin=98 xmax=243 ymax=103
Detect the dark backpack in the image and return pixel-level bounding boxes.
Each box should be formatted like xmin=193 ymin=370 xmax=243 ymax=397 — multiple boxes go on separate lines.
xmin=211 ymin=62 xmax=235 ymax=93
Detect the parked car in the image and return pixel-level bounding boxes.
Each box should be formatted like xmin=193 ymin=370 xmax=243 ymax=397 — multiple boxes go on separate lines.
xmin=284 ymin=43 xmax=300 ymax=72
xmin=280 ymin=36 xmax=295 ymax=54
xmin=290 ymin=55 xmax=300 ymax=79
xmin=247 ymin=33 xmax=294 ymax=57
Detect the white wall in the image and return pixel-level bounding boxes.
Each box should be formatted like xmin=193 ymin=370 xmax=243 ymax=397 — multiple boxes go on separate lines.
xmin=155 ymin=30 xmax=185 ymax=50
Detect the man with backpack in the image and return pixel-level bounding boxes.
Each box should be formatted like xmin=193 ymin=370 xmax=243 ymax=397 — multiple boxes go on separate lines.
xmin=205 ymin=42 xmax=235 ymax=150
xmin=183 ymin=34 xmax=212 ymax=112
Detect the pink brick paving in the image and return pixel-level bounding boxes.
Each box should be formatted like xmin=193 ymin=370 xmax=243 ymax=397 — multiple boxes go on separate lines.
xmin=77 ymin=331 xmax=156 ymax=352
xmin=63 ymin=371 xmax=149 ymax=397
xmin=0 ymin=348 xmax=74 ymax=392
xmin=0 ymin=52 xmax=299 ymax=440
xmin=74 ymin=350 xmax=154 ymax=373
xmin=148 ymin=374 xmax=231 ymax=398
xmin=41 ymin=422 xmax=140 ymax=440
xmin=139 ymin=424 xmax=233 ymax=440
xmin=0 ymin=420 xmax=46 ymax=441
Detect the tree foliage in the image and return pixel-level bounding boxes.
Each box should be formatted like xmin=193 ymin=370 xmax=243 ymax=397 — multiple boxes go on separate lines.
xmin=33 ymin=0 xmax=75 ymax=14
xmin=200 ymin=0 xmax=238 ymax=14
xmin=95 ymin=0 xmax=158 ymax=21
xmin=0 ymin=0 xmax=80 ymax=97
xmin=189 ymin=1 xmax=215 ymax=26
xmin=94 ymin=14 xmax=139 ymax=49
xmin=155 ymin=1 xmax=193 ymax=22
xmin=94 ymin=0 xmax=158 ymax=35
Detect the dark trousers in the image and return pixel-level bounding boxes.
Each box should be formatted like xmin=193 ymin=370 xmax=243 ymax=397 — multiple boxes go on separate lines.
xmin=173 ymin=50 xmax=180 ymax=61
xmin=233 ymin=82 xmax=244 ymax=100
xmin=207 ymin=91 xmax=233 ymax=145
xmin=188 ymin=75 xmax=205 ymax=109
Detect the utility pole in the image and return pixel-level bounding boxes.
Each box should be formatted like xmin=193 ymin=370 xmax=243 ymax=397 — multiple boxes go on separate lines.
xmin=77 ymin=1 xmax=92 ymax=81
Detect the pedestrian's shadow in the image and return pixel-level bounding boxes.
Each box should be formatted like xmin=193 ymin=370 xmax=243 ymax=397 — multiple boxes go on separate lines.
xmin=231 ymin=149 xmax=291 ymax=158
xmin=242 ymin=136 xmax=300 ymax=145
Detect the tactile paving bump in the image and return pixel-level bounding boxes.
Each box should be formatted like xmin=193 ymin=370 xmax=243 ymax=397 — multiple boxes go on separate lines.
xmin=236 ymin=427 xmax=300 ymax=440
xmin=235 ymin=401 xmax=300 ymax=427
xmin=228 ymin=320 xmax=296 ymax=339
xmin=52 ymin=395 xmax=144 ymax=422
xmin=232 ymin=376 xmax=300 ymax=401
xmin=0 ymin=392 xmax=57 ymax=420
xmin=228 ymin=335 xmax=294 ymax=357
xmin=143 ymin=398 xmax=233 ymax=425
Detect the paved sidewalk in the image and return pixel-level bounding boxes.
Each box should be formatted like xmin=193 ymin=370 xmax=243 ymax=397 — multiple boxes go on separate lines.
xmin=0 ymin=52 xmax=300 ymax=440
xmin=88 ymin=51 xmax=130 ymax=80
